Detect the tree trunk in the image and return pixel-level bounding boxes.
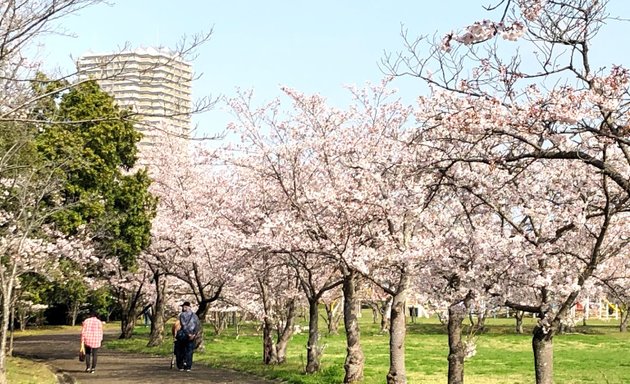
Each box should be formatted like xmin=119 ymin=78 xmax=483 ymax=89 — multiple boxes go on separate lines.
xmin=619 ymin=308 xmax=629 ymax=332
xmin=371 ymin=303 xmax=379 ymax=324
xmin=147 ymin=273 xmax=167 ymax=347
xmin=532 ymin=325 xmax=554 ymax=384
xmin=386 ymin=275 xmax=408 ymax=384
xmin=410 ymin=305 xmax=420 ymax=323
xmin=275 ymin=299 xmax=296 ymax=364
xmin=380 ymin=296 xmax=392 ymax=333
xmin=262 ymin=317 xmax=277 ymax=364
xmin=17 ymin=304 xmax=27 ymax=332
xmin=118 ymin=296 xmax=144 ymax=339
xmin=0 ymin=265 xmax=19 ymax=384
xmin=259 ymin=274 xmax=277 ymax=365
xmin=197 ymin=302 xmax=209 ymax=322
xmin=195 ymin=326 xmax=205 ymax=352
xmin=147 ymin=306 xmax=165 ymax=346
xmin=211 ymin=312 xmax=227 ymax=335
xmin=119 ymin=295 xmax=145 ymax=339
xmin=115 ymin=277 xmax=147 ymax=339
xmin=447 ymin=302 xmax=467 ymax=384
xmin=558 ymin=322 xmax=566 ymax=335
xmin=324 ymin=302 xmax=340 ymax=335
xmin=474 ymin=308 xmax=488 ymax=333
xmin=233 ymin=312 xmax=240 ymax=337
xmin=0 ymin=285 xmax=10 ymax=384
xmin=8 ymin=305 xmax=15 ymax=357
xmin=342 ymin=270 xmax=364 ymax=383
xmin=515 ymin=310 xmax=524 ymax=334
xmin=69 ymin=301 xmax=80 ymax=326
xmin=120 ymin=314 xmax=136 ymax=339
xmin=305 ymin=297 xmax=321 ymax=374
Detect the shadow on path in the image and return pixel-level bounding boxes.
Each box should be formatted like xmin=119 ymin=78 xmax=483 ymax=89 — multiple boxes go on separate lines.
xmin=13 ymin=331 xmax=276 ymax=384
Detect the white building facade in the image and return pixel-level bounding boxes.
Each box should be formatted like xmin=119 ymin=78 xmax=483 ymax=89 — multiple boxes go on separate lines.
xmin=77 ymin=48 xmax=192 ymax=158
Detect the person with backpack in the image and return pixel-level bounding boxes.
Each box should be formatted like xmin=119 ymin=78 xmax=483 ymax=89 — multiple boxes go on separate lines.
xmin=174 ymin=301 xmax=201 ymax=371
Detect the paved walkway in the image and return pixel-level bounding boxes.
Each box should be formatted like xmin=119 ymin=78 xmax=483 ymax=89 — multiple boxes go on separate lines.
xmin=13 ymin=331 xmax=276 ymax=384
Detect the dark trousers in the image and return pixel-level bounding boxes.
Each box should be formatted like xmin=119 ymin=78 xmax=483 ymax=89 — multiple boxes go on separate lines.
xmin=85 ymin=346 xmax=99 ymax=369
xmin=175 ymin=340 xmax=194 ymax=369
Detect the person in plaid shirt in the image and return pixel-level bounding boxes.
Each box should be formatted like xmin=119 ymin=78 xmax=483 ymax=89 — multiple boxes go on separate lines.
xmin=81 ymin=311 xmax=104 ymax=373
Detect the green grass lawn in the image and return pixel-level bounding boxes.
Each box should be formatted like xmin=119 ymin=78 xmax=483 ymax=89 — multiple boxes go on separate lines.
xmin=106 ymin=313 xmax=630 ymax=384
xmin=7 ymin=356 xmax=57 ymax=384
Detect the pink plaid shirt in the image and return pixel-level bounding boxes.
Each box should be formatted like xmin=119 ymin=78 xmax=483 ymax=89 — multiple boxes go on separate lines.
xmin=81 ymin=316 xmax=103 ymax=348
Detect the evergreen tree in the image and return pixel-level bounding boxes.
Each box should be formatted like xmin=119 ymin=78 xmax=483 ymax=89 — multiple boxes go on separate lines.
xmin=35 ymin=79 xmax=156 ymax=270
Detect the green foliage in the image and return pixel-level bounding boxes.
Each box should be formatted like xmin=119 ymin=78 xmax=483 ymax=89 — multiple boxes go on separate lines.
xmin=4 ymin=73 xmax=155 ymax=329
xmin=0 ymin=122 xmax=39 ymax=166
xmin=34 ymin=76 xmax=156 ymax=269
xmin=107 ymin=315 xmax=630 ymax=384
xmin=55 ymin=80 xmax=139 ymax=170
xmin=47 ymin=259 xmax=89 ymax=310
xmin=103 ymin=169 xmax=156 ymax=269
xmin=0 ymin=120 xmax=57 ymax=219
xmin=19 ymin=270 xmax=116 ymax=324
xmin=17 ymin=273 xmax=53 ymax=305
xmin=29 ymin=72 xmax=69 ymax=122
xmin=87 ymin=286 xmax=116 ymax=319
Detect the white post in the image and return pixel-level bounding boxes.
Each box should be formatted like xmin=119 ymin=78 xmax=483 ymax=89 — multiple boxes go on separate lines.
xmin=584 ymin=297 xmax=590 ymax=321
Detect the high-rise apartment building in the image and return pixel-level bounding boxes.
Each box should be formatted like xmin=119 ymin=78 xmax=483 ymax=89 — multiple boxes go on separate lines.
xmin=77 ymin=48 xmax=192 ymax=157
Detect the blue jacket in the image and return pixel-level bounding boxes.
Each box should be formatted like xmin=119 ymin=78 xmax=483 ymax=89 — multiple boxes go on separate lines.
xmin=179 ymin=309 xmax=200 ymax=335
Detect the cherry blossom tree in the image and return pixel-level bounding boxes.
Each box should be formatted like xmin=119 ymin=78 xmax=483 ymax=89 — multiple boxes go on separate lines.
xmin=253 ymin=258 xmax=300 ymax=364
xmin=418 ymin=190 xmax=519 ymax=384
xmin=229 ymin=250 xmax=301 ymax=364
xmin=72 ymin=238 xmax=154 ymax=340
xmin=223 ymin=98 xmax=348 ymax=373
xmin=110 ymin=259 xmax=154 ymax=339
xmin=145 ymin=132 xmax=253 ymax=352
xmin=383 ymin=2 xmax=630 ymax=383
xmin=226 ymin=82 xmax=446 ymax=384
xmin=406 ymin=79 xmax=629 ymax=384
xmin=285 ymin=83 xmax=428 ymax=384
xmin=207 ymin=162 xmax=302 ymax=364
xmin=0 ymin=154 xmax=93 ymax=383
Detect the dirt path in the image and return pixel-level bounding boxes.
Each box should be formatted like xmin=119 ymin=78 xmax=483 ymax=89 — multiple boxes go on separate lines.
xmin=13 ymin=331 xmax=277 ymax=384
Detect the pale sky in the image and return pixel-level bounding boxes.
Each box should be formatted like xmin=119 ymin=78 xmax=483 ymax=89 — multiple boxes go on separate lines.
xmin=38 ymin=1 xmax=630 ymax=138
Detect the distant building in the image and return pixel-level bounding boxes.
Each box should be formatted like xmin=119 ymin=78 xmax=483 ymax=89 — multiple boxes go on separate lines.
xmin=77 ymin=48 xmax=192 ymax=160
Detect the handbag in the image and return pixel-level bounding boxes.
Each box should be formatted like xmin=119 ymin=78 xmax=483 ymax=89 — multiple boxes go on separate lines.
xmin=79 ymin=341 xmax=85 ymax=362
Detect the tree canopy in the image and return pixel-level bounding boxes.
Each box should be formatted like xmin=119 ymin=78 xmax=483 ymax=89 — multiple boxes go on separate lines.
xmin=35 ymin=78 xmax=156 ymax=269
